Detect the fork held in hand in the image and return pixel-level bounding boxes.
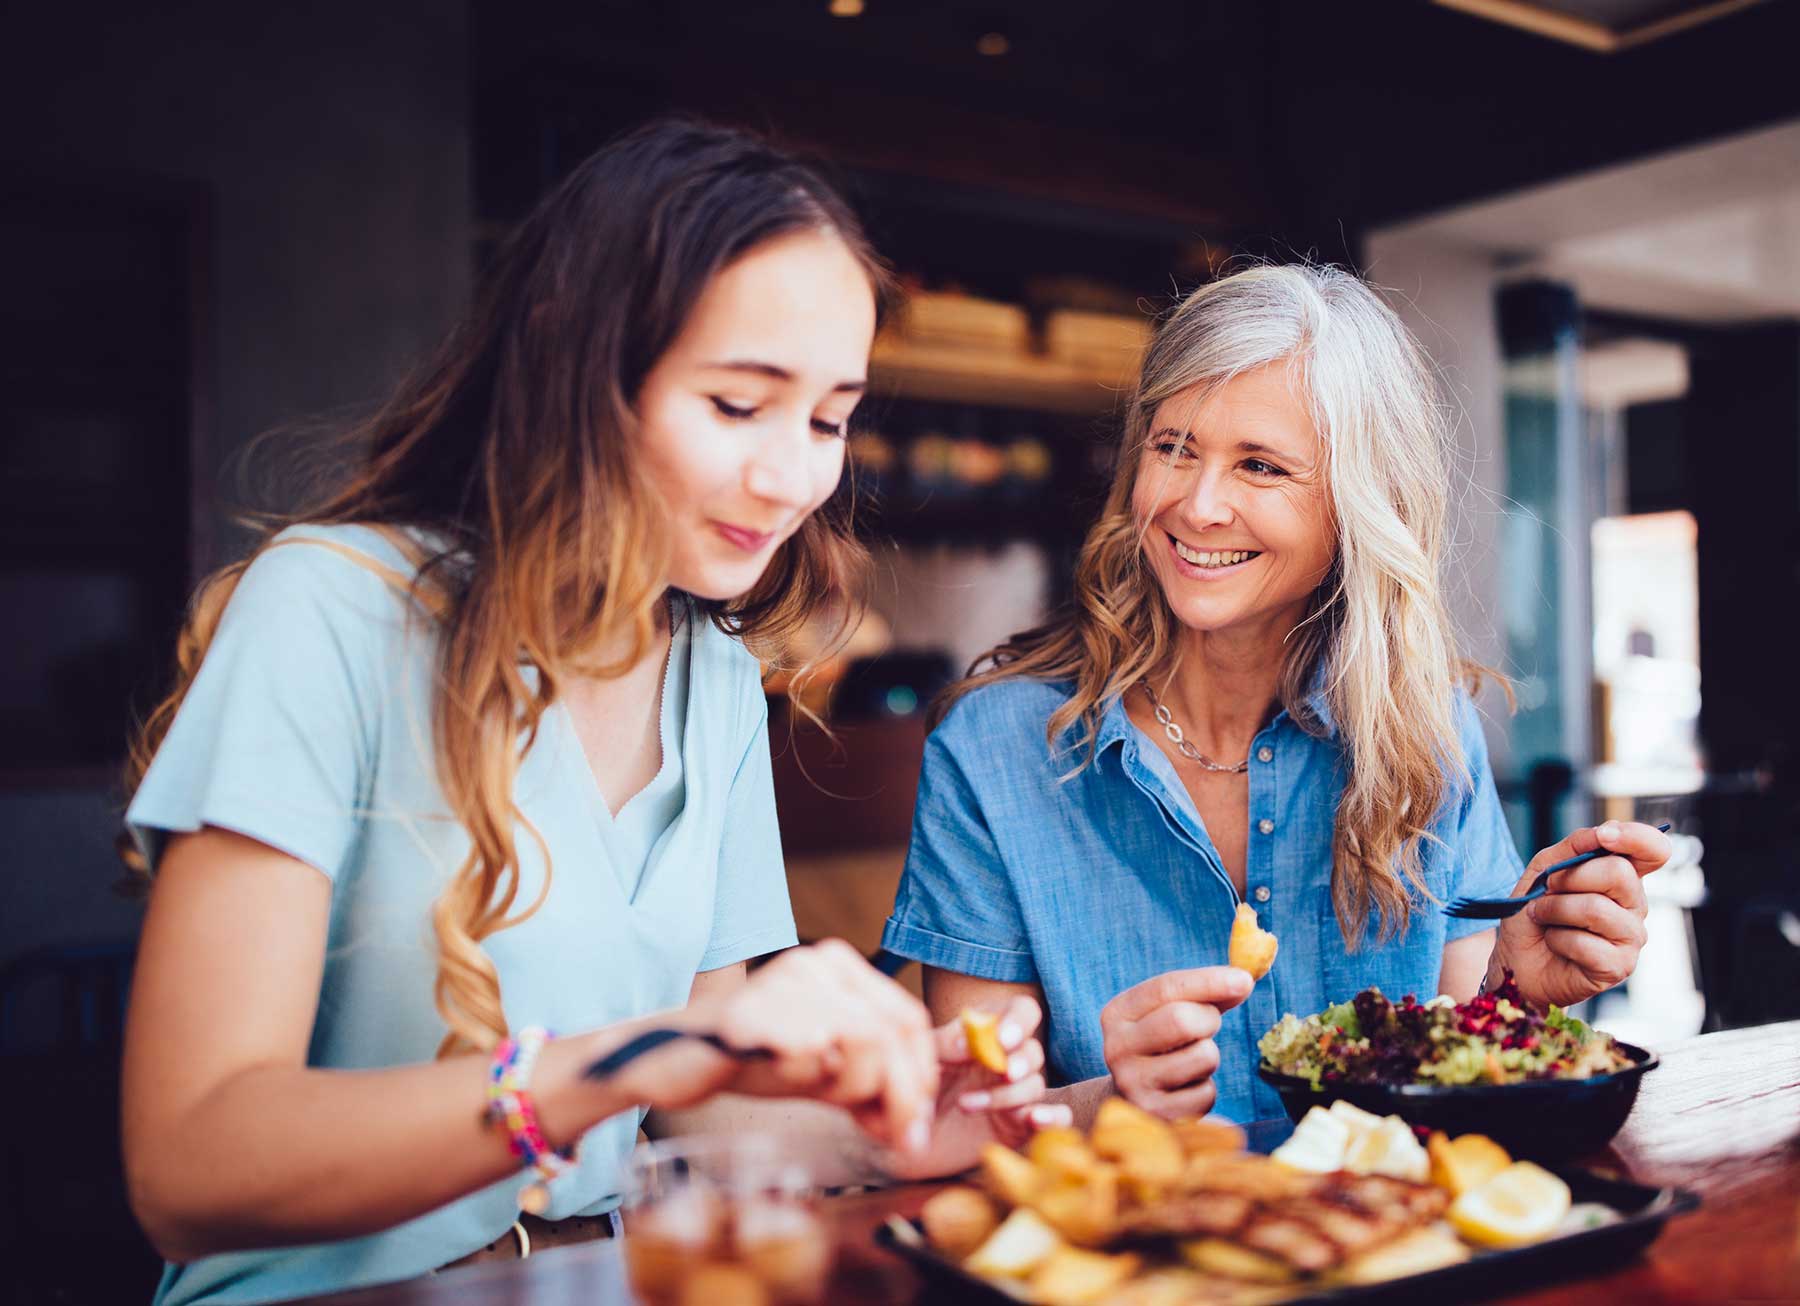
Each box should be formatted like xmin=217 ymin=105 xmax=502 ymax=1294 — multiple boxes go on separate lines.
xmin=1443 ymin=822 xmax=1673 ymax=921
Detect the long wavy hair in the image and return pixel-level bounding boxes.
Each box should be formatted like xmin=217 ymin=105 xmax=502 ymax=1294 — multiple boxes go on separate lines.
xmin=122 ymin=119 xmax=886 ymax=1054
xmin=935 ymin=264 xmax=1482 ymax=949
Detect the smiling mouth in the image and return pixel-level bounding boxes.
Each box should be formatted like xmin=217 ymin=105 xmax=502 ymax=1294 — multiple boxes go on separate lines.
xmin=1170 ymin=534 xmax=1261 ymax=569
xmin=713 ymin=521 xmax=779 ymax=553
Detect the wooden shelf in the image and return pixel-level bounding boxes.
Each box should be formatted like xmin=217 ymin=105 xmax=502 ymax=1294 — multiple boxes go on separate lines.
xmin=869 ymin=338 xmax=1135 ymax=416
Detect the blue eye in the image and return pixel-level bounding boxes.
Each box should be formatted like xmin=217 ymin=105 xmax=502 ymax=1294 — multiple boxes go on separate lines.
xmin=1245 ymin=458 xmax=1286 ymax=476
xmin=711 ymin=397 xmax=758 ymax=420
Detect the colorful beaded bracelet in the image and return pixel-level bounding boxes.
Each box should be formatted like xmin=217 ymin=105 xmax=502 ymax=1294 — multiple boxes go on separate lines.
xmin=486 ymin=1026 xmax=574 ymax=1214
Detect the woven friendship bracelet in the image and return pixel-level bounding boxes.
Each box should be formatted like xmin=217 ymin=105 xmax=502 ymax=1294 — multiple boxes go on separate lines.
xmin=486 ymin=1026 xmax=574 ymax=1214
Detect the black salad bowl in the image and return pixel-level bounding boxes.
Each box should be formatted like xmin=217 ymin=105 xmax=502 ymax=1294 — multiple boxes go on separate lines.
xmin=1256 ymin=1041 xmax=1659 ymax=1159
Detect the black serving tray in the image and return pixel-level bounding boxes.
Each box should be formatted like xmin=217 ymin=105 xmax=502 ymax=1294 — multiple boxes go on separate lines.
xmin=1256 ymin=1042 xmax=1659 ymax=1160
xmin=876 ymin=1163 xmax=1698 ymax=1305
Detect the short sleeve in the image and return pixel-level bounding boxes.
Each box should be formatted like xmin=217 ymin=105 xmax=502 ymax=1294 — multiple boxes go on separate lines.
xmin=698 ymin=701 xmax=799 ymax=970
xmin=1442 ymin=693 xmax=1527 ymax=941
xmin=126 ymin=538 xmax=393 ymax=880
xmin=882 ymin=716 xmax=1039 ymax=984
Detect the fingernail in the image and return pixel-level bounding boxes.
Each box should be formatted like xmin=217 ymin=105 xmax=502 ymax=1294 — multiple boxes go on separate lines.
xmin=1600 ymin=821 xmax=1622 ymax=840
xmin=1007 ymin=1053 xmax=1030 ymax=1082
xmin=1031 ymin=1105 xmax=1069 ymax=1128
xmin=997 ymin=1020 xmax=1024 ymax=1049
xmin=906 ymin=1117 xmax=930 ymax=1152
xmin=959 ymin=1091 xmax=992 ymax=1112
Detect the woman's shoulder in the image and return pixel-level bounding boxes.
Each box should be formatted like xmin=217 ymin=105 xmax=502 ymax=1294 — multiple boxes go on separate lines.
xmin=223 ymin=524 xmax=439 ymax=658
xmin=932 ymin=676 xmax=1077 ymax=747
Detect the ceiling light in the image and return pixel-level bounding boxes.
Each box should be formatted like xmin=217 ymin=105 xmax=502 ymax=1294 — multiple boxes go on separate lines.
xmin=976 ymin=31 xmax=1010 ymax=55
xmin=829 ymin=0 xmax=864 ymax=16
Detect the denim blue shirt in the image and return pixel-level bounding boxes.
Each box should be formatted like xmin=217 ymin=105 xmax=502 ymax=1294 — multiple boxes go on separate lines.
xmin=882 ymin=678 xmax=1522 ymax=1123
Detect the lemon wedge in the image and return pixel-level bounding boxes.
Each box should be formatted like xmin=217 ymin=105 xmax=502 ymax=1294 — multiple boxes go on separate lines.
xmin=1448 ymin=1161 xmax=1572 ymax=1247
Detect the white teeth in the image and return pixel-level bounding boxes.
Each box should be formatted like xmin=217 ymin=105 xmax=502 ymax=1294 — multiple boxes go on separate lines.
xmin=1173 ymin=539 xmax=1257 ymax=568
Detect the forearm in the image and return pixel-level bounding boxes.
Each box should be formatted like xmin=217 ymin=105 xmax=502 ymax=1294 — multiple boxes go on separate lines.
xmin=130 ymin=1022 xmax=653 ymax=1262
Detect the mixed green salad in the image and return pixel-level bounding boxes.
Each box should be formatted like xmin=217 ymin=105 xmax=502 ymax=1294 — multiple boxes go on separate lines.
xmin=1259 ymin=973 xmax=1631 ymax=1088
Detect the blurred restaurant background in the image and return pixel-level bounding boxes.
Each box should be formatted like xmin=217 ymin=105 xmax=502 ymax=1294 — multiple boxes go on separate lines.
xmin=4 ymin=0 xmax=1800 ymax=1298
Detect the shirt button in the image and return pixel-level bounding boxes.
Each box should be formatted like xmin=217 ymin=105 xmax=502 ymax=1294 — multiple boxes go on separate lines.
xmin=1253 ymin=885 xmax=1272 ymax=903
xmin=1258 ymin=818 xmax=1275 ymax=835
xmin=1257 ymin=746 xmax=1274 ymax=763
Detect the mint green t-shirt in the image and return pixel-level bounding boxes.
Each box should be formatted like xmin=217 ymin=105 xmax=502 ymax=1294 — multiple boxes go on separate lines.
xmin=126 ymin=524 xmax=798 ymax=1305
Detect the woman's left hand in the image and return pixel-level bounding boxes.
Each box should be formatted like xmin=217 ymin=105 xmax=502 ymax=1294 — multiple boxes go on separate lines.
xmin=880 ymin=994 xmax=1071 ymax=1180
xmin=1490 ymin=820 xmax=1673 ymax=1009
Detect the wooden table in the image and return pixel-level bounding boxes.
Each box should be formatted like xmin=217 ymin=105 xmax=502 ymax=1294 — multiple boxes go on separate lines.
xmin=305 ymin=1022 xmax=1800 ymax=1304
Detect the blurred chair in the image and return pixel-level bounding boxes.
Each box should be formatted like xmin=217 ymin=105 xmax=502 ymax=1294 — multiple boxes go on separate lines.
xmin=0 ymin=939 xmax=161 ymax=1305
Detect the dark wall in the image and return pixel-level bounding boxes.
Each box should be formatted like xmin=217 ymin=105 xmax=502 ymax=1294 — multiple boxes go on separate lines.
xmin=1684 ymin=323 xmax=1800 ymax=778
xmin=0 ymin=1 xmax=473 ymax=969
xmin=469 ymin=0 xmax=1800 ymax=265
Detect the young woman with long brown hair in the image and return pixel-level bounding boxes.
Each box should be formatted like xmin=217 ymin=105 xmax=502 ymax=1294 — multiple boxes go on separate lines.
xmin=119 ymin=120 xmax=1061 ymax=1305
xmin=882 ymin=264 xmax=1671 ymax=1126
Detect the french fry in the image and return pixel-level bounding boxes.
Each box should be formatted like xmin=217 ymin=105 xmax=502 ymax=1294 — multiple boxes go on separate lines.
xmin=961 ymin=1008 xmax=1012 ymax=1075
xmin=1228 ymin=903 xmax=1279 ymax=980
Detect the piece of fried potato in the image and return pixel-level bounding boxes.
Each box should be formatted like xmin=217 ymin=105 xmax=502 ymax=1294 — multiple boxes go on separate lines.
xmin=961 ymin=1008 xmax=1011 ymax=1075
xmin=966 ymin=1207 xmax=1065 ymax=1278
xmin=1179 ymin=1236 xmax=1300 ymax=1284
xmin=920 ymin=1186 xmax=1000 ymax=1259
xmin=1029 ymin=1126 xmax=1101 ymax=1183
xmin=1227 ymin=903 xmax=1278 ymax=980
xmin=1327 ymin=1223 xmax=1471 ymax=1284
xmin=1033 ymin=1165 xmax=1120 ymax=1247
xmin=980 ymin=1143 xmax=1042 ymax=1209
xmin=1173 ymin=1117 xmax=1250 ymax=1157
xmin=1029 ymin=1246 xmax=1142 ymax=1306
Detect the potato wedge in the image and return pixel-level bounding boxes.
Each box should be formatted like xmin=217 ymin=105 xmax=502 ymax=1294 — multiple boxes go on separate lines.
xmin=966 ymin=1207 xmax=1064 ymax=1278
xmin=1179 ymin=1236 xmax=1299 ymax=1284
xmin=1034 ymin=1165 xmax=1120 ymax=1246
xmin=1029 ymin=1246 xmax=1142 ymax=1306
xmin=980 ymin=1143 xmax=1042 ymax=1209
xmin=962 ymin=1008 xmax=1011 ymax=1075
xmin=1328 ymin=1223 xmax=1470 ymax=1284
xmin=1172 ymin=1117 xmax=1249 ymax=1157
xmin=1228 ymin=902 xmax=1278 ymax=980
xmin=920 ymin=1186 xmax=1000 ymax=1259
xmin=1029 ymin=1126 xmax=1101 ymax=1183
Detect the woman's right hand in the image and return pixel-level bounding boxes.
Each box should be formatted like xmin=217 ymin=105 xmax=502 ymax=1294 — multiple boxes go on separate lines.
xmin=1100 ymin=966 xmax=1252 ymax=1119
xmin=618 ymin=940 xmax=940 ymax=1153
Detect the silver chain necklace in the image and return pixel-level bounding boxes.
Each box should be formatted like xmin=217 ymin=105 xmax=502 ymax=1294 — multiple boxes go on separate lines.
xmin=1141 ymin=682 xmax=1249 ymax=774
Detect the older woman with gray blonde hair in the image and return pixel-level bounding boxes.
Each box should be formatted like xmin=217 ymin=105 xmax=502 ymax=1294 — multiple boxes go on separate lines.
xmin=881 ymin=263 xmax=1671 ymax=1125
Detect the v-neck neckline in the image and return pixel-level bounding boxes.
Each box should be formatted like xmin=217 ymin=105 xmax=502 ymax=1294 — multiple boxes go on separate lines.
xmin=554 ymin=605 xmax=703 ymax=907
xmin=596 ymin=615 xmax=684 ymax=825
